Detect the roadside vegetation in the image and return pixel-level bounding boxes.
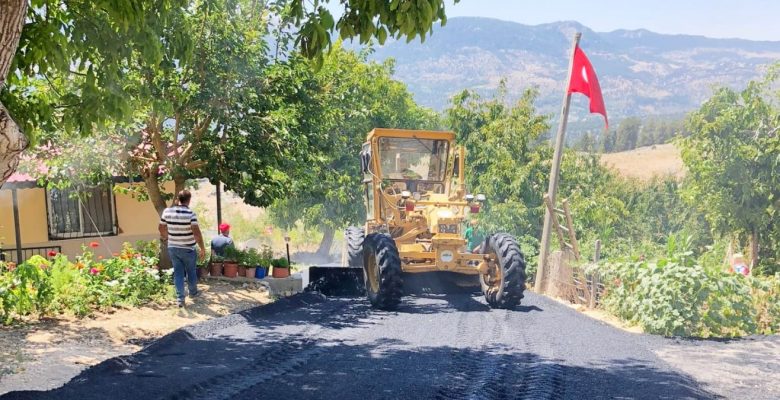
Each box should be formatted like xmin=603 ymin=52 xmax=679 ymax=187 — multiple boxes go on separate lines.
xmin=444 ymin=68 xmax=779 ymax=337
xmin=0 ymin=242 xmax=171 ymax=325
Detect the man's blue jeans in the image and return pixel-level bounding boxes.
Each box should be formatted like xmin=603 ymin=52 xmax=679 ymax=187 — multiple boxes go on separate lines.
xmin=168 ymin=246 xmax=198 ymax=301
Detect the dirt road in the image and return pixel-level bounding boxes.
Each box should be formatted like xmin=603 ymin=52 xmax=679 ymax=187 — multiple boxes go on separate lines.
xmin=2 ymin=291 xmax=778 ymax=399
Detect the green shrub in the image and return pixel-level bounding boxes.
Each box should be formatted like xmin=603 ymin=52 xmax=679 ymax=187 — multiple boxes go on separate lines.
xmin=0 ymin=243 xmax=173 ymax=325
xmin=0 ymin=256 xmax=55 ymax=324
xmin=597 ymin=236 xmax=777 ymax=337
xmin=751 ymin=274 xmax=780 ymax=334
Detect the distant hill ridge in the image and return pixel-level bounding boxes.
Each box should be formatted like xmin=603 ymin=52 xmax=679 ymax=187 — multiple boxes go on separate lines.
xmin=364 ymin=17 xmax=780 ymax=125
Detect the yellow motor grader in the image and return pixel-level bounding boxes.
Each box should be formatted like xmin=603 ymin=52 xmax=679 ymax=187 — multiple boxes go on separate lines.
xmin=343 ymin=128 xmax=527 ymax=310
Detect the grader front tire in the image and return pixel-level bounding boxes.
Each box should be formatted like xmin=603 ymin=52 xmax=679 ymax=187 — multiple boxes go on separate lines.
xmin=363 ymin=233 xmax=403 ymax=310
xmin=481 ymin=233 xmax=526 ymax=309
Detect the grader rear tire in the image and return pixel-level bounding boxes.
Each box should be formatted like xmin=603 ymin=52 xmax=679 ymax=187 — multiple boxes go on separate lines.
xmin=363 ymin=233 xmax=403 ymax=310
xmin=480 ymin=233 xmax=526 ymax=309
xmin=345 ymin=227 xmax=365 ymax=267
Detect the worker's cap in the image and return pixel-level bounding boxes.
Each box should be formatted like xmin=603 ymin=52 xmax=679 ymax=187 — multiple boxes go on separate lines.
xmin=219 ymin=223 xmax=231 ymax=233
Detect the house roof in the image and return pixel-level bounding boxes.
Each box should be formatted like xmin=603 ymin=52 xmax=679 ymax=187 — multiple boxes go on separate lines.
xmin=3 ymin=171 xmax=138 ymax=190
xmin=6 ymin=172 xmax=35 ymax=183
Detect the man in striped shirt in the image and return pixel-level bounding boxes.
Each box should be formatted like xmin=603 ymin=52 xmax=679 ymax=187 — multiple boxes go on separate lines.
xmin=159 ymin=190 xmax=206 ymax=307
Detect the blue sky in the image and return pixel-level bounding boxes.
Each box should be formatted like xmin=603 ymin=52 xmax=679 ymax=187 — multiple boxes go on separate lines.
xmin=329 ymin=0 xmax=780 ymax=41
xmin=446 ymin=0 xmax=779 ymax=41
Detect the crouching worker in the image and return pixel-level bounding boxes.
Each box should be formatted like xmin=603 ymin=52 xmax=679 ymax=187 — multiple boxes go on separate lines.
xmin=211 ymin=223 xmax=234 ymax=258
xmin=464 ymin=219 xmax=485 ymax=253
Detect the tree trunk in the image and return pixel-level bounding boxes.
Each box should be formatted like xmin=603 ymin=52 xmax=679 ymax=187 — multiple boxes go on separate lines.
xmin=0 ymin=0 xmax=29 ymax=187
xmin=142 ymin=169 xmax=172 ymax=269
xmin=143 ymin=169 xmax=168 ymax=216
xmin=749 ymin=228 xmax=759 ymax=271
xmin=173 ymin=176 xmax=186 ymax=206
xmin=316 ymin=226 xmax=335 ymax=258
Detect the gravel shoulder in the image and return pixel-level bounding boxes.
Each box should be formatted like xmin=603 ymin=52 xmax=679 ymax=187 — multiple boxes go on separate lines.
xmin=654 ymin=336 xmax=780 ymax=399
xmin=0 ymin=280 xmax=270 ymax=396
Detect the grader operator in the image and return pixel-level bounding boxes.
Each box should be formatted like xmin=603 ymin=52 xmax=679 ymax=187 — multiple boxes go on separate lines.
xmin=345 ymin=128 xmax=527 ymax=310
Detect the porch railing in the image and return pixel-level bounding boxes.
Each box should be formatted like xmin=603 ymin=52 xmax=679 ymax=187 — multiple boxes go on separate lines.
xmin=0 ymin=246 xmax=63 ymax=264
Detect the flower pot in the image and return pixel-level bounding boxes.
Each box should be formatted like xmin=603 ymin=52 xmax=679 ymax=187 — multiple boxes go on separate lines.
xmin=255 ymin=266 xmax=267 ymax=279
xmin=196 ymin=268 xmax=206 ymax=280
xmin=209 ymin=262 xmax=223 ymax=277
xmin=245 ymin=267 xmax=256 ymax=278
xmin=272 ymin=266 xmax=290 ymax=278
xmin=238 ymin=265 xmax=247 ymax=277
xmin=223 ymin=261 xmax=239 ymax=278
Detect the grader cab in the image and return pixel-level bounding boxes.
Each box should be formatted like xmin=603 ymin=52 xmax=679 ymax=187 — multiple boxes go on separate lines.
xmin=344 ymin=128 xmax=527 ymax=310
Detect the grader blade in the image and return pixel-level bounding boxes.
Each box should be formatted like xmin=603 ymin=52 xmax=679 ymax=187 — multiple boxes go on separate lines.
xmin=303 ymin=264 xmax=365 ymax=296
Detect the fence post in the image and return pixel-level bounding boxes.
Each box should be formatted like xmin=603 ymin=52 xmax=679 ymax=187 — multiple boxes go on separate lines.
xmin=12 ymin=188 xmax=23 ymax=264
xmin=589 ymin=240 xmax=601 ymax=309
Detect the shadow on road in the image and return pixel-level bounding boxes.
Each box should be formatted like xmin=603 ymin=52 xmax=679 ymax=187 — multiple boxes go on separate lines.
xmin=2 ymin=335 xmax=716 ymax=400
xmin=515 ymin=304 xmax=543 ymax=313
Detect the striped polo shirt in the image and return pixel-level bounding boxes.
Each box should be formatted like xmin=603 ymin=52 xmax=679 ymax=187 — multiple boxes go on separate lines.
xmin=160 ymin=205 xmax=199 ymax=249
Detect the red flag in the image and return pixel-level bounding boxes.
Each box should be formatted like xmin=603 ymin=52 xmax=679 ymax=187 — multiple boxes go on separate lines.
xmin=568 ymin=45 xmax=608 ymax=129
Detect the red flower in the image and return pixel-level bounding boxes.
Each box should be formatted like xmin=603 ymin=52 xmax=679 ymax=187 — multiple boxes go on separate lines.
xmin=47 ymin=250 xmax=58 ymax=257
xmin=89 ymin=242 xmax=100 ymax=248
xmin=124 ymin=268 xmax=132 ymax=273
xmin=98 ymin=256 xmax=104 ymax=260
xmin=112 ymin=252 xmax=119 ymax=257
xmin=89 ymin=268 xmax=99 ymax=275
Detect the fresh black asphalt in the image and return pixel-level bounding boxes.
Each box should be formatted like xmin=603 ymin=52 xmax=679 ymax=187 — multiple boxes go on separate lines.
xmin=0 ymin=291 xmax=730 ymax=399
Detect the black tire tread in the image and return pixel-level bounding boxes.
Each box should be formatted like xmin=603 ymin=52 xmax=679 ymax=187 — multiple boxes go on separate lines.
xmin=364 ymin=233 xmax=403 ymax=310
xmin=345 ymin=227 xmax=365 ymax=267
xmin=482 ymin=233 xmax=526 ymax=309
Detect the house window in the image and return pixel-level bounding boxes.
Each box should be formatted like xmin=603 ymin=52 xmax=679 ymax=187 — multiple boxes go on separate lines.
xmin=46 ymin=186 xmax=117 ymax=239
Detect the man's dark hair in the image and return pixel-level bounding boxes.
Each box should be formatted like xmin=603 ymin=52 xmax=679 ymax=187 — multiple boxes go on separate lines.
xmin=177 ymin=190 xmax=192 ymax=205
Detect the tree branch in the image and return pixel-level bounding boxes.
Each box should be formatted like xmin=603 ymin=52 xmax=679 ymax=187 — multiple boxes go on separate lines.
xmin=130 ymin=154 xmax=156 ymax=163
xmin=178 ymin=115 xmax=212 ymax=164
xmin=172 ymin=111 xmax=181 ymax=158
xmin=148 ymin=116 xmax=167 ymax=162
xmin=184 ymin=160 xmax=206 ymax=170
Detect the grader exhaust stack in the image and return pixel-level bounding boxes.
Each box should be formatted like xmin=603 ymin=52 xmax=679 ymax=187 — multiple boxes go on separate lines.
xmin=305 ymin=129 xmax=527 ymax=310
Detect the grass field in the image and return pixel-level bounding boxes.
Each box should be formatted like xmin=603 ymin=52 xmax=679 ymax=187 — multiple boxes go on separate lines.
xmin=599 ymin=143 xmax=685 ymax=181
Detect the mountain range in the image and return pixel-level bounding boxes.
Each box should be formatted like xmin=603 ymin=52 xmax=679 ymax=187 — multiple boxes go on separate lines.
xmin=362 ymin=17 xmax=780 ymax=127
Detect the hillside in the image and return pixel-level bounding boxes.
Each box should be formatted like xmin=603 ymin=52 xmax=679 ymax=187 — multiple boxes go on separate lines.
xmin=365 ymin=17 xmax=780 ymax=124
xmin=599 ymin=143 xmax=685 ymax=181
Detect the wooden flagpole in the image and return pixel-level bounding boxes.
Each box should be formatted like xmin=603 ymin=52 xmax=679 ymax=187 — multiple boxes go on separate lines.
xmin=534 ymin=32 xmax=582 ymax=293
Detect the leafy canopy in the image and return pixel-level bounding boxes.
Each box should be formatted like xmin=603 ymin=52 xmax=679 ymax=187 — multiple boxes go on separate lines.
xmin=276 ymin=0 xmax=457 ymax=66
xmin=2 ymin=0 xmax=187 ymax=140
xmin=268 ymin=45 xmax=440 ymax=231
xmin=679 ymin=65 xmax=780 ymax=269
xmin=3 ymin=0 xmax=457 ymax=141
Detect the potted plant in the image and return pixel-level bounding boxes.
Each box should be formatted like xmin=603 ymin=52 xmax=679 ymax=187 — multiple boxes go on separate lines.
xmin=256 ymin=245 xmax=273 ymax=278
xmin=197 ymin=249 xmax=210 ymax=280
xmin=237 ymin=248 xmax=248 ymax=277
xmin=209 ymin=254 xmax=224 ymax=277
xmin=271 ymin=256 xmax=290 ymax=278
xmin=243 ymin=248 xmax=260 ymax=278
xmin=222 ymin=245 xmax=240 ymax=278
